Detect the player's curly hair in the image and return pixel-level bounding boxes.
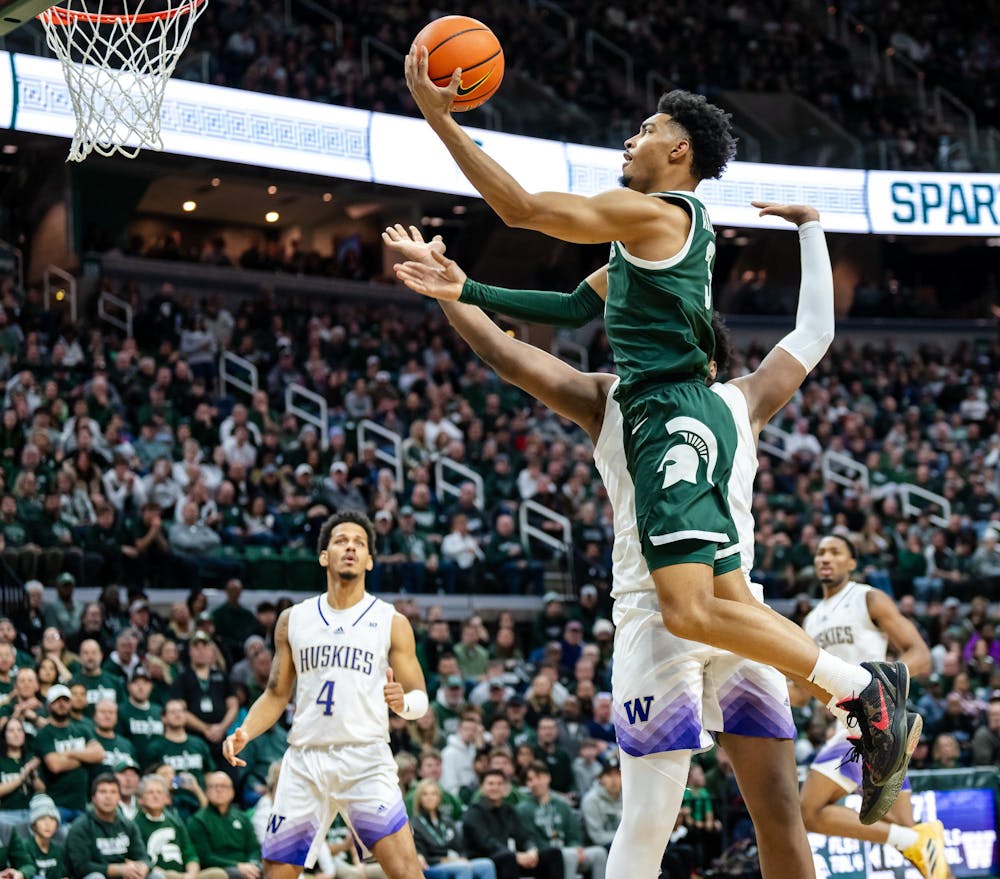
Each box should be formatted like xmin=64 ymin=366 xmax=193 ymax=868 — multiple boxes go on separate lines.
xmin=317 ymin=511 xmax=376 ymax=555
xmin=656 ymin=90 xmax=737 ymax=181
xmin=711 ymin=310 xmax=734 ymax=378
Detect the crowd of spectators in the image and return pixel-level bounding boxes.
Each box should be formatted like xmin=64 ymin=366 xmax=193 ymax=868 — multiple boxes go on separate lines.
xmin=0 ymin=267 xmax=998 ymax=604
xmin=164 ymin=0 xmax=997 ymax=170
xmin=0 ymin=254 xmax=995 ymax=873
xmin=0 ymin=561 xmax=997 ymax=879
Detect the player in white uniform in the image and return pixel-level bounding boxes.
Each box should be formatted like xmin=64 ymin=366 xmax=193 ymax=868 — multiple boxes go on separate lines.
xmin=222 ymin=512 xmax=428 ymax=879
xmin=383 ymin=199 xmax=833 ymax=879
xmin=797 ymin=535 xmax=950 ymax=879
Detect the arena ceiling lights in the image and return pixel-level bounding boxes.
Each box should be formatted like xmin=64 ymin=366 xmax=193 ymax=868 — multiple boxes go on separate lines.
xmin=7 ymin=51 xmax=1000 ymax=237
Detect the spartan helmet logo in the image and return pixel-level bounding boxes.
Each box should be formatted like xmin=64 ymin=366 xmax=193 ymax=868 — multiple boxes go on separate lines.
xmin=657 ymin=417 xmax=719 ymax=491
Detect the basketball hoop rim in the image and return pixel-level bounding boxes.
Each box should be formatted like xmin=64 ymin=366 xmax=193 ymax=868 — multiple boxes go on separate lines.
xmin=39 ymin=0 xmax=205 ymax=26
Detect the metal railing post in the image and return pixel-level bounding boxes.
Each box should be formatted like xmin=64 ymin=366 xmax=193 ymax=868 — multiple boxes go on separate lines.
xmin=97 ymin=292 xmax=134 ymax=338
xmin=584 ymin=30 xmax=634 ymax=94
xmin=551 ymin=336 xmax=589 ymax=372
xmin=357 ymin=419 xmax=404 ymax=489
xmin=219 ymin=351 xmax=259 ymax=399
xmin=899 ymin=484 xmax=952 ymax=529
xmin=821 ymin=450 xmax=870 ymax=491
xmin=285 ymin=383 xmax=329 ymax=451
xmin=435 ymin=458 xmax=485 ymax=509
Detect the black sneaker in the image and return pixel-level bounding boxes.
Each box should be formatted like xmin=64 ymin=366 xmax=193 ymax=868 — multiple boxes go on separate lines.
xmin=850 ymin=712 xmax=923 ymax=825
xmin=836 ymin=660 xmax=911 ymax=787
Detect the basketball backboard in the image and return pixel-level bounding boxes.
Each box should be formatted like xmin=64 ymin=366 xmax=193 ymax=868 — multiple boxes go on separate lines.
xmin=0 ymin=0 xmax=59 ymax=35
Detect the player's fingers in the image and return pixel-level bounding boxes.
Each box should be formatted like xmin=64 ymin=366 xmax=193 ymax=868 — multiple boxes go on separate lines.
xmin=448 ymin=68 xmax=462 ymax=94
xmin=430 ymin=250 xmax=451 ymax=267
xmin=386 ymin=667 xmax=394 ymax=683
xmin=408 ymin=225 xmax=425 ymax=243
xmin=750 ymin=200 xmax=775 ymax=208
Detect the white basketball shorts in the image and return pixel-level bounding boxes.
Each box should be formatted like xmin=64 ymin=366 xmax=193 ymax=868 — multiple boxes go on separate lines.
xmin=261 ymin=742 xmax=407 ymax=867
xmin=611 ymin=589 xmax=795 ymax=757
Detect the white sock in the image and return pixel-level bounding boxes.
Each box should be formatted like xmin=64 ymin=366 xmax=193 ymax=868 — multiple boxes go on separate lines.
xmin=887 ymin=824 xmax=920 ymax=851
xmin=827 ymin=694 xmax=852 ymax=729
xmin=808 ymin=650 xmax=873 ymax=702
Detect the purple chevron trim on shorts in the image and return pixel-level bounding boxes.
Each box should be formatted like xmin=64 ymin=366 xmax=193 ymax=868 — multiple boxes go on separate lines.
xmin=349 ymin=798 xmax=408 ymax=851
xmin=717 ymin=673 xmax=796 ymax=740
xmin=613 ymin=689 xmax=702 ymax=756
xmin=814 ymin=738 xmax=863 ymax=788
xmin=811 ymin=737 xmax=911 ymax=792
xmin=261 ymin=816 xmax=319 ymax=866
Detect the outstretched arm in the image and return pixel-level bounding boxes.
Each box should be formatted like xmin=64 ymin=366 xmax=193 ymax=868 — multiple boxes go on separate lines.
xmin=404 ymin=46 xmax=675 ymax=246
xmin=386 ymin=235 xmax=611 ymax=441
xmin=382 ymin=224 xmax=606 ymax=327
xmin=730 ymin=202 xmax=834 ymax=431
xmin=222 ymin=609 xmax=295 ymax=766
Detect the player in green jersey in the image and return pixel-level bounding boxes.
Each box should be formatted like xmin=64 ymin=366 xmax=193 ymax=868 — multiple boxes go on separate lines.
xmin=404 ymin=51 xmax=920 ymax=818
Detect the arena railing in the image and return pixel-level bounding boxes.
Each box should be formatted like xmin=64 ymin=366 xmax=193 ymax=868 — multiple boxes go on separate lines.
xmin=357 ymin=418 xmax=404 ymax=488
xmin=551 ymin=335 xmax=588 ymax=373
xmin=434 ymin=457 xmax=485 ymax=510
xmin=219 ymin=351 xmax=259 ymax=399
xmin=518 ymin=498 xmax=573 ymax=586
xmin=821 ymin=449 xmax=871 ymax=492
xmin=584 ymin=29 xmax=634 ymax=95
xmin=758 ymin=423 xmax=791 ymax=461
xmin=899 ymin=483 xmax=952 ymax=529
xmin=97 ymin=290 xmax=133 ymax=339
xmin=285 ymin=383 xmax=329 ymax=451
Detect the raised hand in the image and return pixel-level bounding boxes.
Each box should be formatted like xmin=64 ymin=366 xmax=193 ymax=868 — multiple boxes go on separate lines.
xmin=381 ymin=224 xmax=445 ymax=266
xmin=404 ymin=43 xmax=461 ymax=120
xmin=393 ymin=249 xmax=468 ymax=302
xmin=751 ymin=201 xmax=820 ymax=226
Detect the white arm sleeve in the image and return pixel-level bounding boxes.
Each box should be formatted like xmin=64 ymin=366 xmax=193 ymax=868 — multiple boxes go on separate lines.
xmin=774 ymin=220 xmax=834 ymax=373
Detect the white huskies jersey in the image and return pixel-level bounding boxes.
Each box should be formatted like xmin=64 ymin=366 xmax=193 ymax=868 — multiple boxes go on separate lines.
xmin=287 ymin=592 xmax=395 ymax=748
xmin=802 ymin=581 xmax=888 ymax=666
xmin=593 ymin=378 xmax=654 ymax=600
xmin=709 ymin=382 xmax=757 ymax=581
xmin=593 ymin=378 xmax=757 ymax=599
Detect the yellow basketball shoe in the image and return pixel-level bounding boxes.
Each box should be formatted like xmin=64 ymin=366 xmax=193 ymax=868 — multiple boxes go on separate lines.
xmin=902 ymin=820 xmax=951 ymax=879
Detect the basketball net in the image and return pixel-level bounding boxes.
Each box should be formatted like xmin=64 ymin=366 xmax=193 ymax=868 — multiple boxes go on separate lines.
xmin=39 ymin=0 xmax=208 ymax=162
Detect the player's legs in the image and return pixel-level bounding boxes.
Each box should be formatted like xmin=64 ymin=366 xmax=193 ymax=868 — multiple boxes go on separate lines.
xmin=626 ymin=386 xmax=880 ymax=709
xmin=800 ymin=769 xmax=903 ymax=844
xmin=262 ymin=862 xmax=302 ymax=879
xmin=653 ymin=564 xmax=824 ymax=680
xmin=607 ymin=749 xmax=691 ymax=879
xmin=370 ymin=825 xmax=425 ymax=879
xmin=719 ymin=733 xmax=814 ymax=879
xmin=336 ymin=743 xmax=421 ymax=879
xmin=261 ymin=749 xmax=336 ymax=876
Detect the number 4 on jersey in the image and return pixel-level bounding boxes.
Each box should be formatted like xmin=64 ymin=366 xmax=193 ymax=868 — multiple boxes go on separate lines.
xmin=315 ymin=680 xmax=336 ymax=715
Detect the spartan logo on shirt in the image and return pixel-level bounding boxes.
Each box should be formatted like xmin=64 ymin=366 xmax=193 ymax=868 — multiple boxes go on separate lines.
xmin=146 ymin=827 xmax=184 ymax=865
xmin=657 ymin=417 xmax=718 ymax=490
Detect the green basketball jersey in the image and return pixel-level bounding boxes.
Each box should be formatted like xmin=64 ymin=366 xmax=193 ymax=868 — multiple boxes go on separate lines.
xmin=604 ymin=191 xmax=717 ymax=404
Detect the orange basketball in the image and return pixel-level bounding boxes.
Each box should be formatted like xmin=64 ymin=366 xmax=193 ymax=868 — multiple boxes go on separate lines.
xmin=413 ymin=15 xmax=504 ymax=112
